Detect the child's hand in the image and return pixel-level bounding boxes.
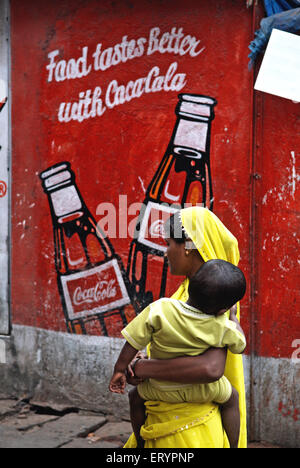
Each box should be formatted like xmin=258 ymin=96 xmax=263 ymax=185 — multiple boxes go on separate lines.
xmin=109 ymin=372 xmax=126 ymax=394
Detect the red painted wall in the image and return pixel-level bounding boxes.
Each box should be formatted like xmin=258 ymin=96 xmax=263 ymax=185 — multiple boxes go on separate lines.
xmin=10 ymin=0 xmax=299 ymax=358
xmin=252 ymin=91 xmax=300 ymax=359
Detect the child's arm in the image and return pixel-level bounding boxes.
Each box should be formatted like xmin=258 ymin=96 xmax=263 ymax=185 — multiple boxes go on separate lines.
xmin=224 ymin=305 xmax=246 ymax=354
xmin=112 ymin=302 xmax=154 ymax=390
xmin=229 ymin=305 xmax=245 ymax=339
xmin=109 ymin=342 xmax=139 ymax=394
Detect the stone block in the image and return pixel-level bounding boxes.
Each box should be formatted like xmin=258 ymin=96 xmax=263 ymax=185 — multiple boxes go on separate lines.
xmin=93 ymin=421 xmax=132 ymax=444
xmin=0 ymin=413 xmax=107 ymax=448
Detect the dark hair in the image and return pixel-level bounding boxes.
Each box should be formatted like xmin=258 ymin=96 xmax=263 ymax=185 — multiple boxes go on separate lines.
xmin=188 ymin=259 xmax=246 ymax=315
xmin=164 ymin=211 xmax=187 ymax=244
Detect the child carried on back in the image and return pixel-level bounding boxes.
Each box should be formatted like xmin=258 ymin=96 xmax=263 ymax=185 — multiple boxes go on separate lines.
xmin=109 ymin=259 xmax=247 ymax=448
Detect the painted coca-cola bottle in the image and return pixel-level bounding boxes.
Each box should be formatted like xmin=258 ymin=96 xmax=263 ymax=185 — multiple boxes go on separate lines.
xmin=40 ymin=162 xmax=134 ymax=336
xmin=127 ymin=94 xmax=217 ymax=313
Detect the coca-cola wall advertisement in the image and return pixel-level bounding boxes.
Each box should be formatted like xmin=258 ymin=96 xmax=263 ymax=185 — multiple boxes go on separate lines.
xmin=11 ymin=0 xmax=252 ymax=340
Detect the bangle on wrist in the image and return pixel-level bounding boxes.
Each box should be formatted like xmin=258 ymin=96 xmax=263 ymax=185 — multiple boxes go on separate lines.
xmin=131 ymin=356 xmax=142 ymax=377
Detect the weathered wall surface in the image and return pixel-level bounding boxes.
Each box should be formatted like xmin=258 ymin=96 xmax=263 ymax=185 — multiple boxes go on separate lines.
xmin=249 ymin=86 xmax=300 ymax=446
xmin=0 ymin=0 xmax=10 ymax=336
xmin=0 ymin=0 xmax=298 ymax=447
xmin=0 ymin=325 xmax=129 ymax=419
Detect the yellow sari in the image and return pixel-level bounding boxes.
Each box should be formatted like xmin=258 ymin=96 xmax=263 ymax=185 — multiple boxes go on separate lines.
xmin=124 ymin=207 xmax=247 ymax=448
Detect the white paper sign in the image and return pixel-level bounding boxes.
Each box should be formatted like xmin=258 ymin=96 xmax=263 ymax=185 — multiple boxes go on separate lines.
xmin=254 ymin=29 xmax=300 ymax=102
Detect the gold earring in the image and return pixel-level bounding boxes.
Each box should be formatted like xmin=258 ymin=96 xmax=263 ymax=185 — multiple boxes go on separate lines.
xmin=185 ymin=249 xmax=190 ymax=256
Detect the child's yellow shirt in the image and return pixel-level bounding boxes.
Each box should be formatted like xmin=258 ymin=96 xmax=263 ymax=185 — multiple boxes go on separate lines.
xmin=121 ymin=298 xmax=246 ymax=391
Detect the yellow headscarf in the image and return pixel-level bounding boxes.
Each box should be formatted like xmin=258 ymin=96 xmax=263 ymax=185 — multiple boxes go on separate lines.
xmin=180 ymin=206 xmax=240 ymax=265
xmin=173 ymin=206 xmax=247 ymax=448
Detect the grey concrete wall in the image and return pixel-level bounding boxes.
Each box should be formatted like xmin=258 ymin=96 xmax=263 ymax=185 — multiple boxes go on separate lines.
xmin=0 ymin=325 xmax=130 ymax=419
xmin=250 ymin=355 xmax=300 ymax=448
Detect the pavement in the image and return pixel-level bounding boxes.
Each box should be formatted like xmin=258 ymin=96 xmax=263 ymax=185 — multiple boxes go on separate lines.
xmin=0 ymin=398 xmax=283 ymax=449
xmin=0 ymin=398 xmax=131 ymax=448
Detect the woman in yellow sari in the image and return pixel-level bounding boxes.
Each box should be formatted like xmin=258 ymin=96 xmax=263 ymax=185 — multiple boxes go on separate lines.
xmin=124 ymin=207 xmax=247 ymax=448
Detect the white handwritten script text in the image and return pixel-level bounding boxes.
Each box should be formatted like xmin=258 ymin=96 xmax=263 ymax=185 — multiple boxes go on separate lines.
xmin=46 ymin=27 xmax=205 ymax=122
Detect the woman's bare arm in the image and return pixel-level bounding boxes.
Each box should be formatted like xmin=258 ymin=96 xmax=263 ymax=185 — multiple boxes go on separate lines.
xmin=133 ymin=347 xmax=227 ymax=384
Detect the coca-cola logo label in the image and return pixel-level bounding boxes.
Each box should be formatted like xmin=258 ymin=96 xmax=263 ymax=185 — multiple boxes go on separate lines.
xmin=138 ymin=201 xmax=179 ymax=252
xmin=60 ymin=259 xmax=130 ymax=319
xmin=73 ymin=279 xmax=117 ymax=305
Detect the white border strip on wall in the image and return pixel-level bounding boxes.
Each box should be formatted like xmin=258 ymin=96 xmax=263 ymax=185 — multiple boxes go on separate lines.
xmin=0 ymin=0 xmax=10 ymax=335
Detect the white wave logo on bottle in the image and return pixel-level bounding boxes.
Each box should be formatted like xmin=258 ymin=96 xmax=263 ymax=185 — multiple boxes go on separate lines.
xmin=149 ymin=219 xmax=165 ymax=238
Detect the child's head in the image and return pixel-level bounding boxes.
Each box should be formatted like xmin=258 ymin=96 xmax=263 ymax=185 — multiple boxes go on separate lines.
xmin=188 ymin=259 xmax=246 ymax=316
